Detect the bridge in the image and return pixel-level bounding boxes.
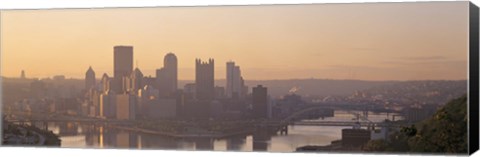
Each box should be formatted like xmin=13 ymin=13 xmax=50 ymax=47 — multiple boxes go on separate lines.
xmin=292 ymin=121 xmax=406 ymax=127
xmin=4 ymin=103 xmax=406 ymax=137
xmin=254 ymin=104 xmax=405 ymax=134
xmin=305 ymin=102 xmax=400 ymax=113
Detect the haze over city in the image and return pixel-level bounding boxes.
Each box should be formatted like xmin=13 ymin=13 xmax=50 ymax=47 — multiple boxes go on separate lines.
xmin=1 ymin=1 xmax=472 ymax=154
xmin=0 ymin=2 xmax=468 ymax=80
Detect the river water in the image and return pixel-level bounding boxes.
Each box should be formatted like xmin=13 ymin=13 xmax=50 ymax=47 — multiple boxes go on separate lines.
xmin=45 ymin=111 xmax=400 ymax=152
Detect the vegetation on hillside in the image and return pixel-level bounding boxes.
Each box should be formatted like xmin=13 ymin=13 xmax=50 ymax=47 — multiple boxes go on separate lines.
xmin=2 ymin=117 xmax=61 ymax=146
xmin=362 ymin=95 xmax=468 ymax=154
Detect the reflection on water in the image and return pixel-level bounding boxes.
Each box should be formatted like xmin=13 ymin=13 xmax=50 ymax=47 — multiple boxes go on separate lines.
xmin=51 ymin=111 xmax=399 ymax=152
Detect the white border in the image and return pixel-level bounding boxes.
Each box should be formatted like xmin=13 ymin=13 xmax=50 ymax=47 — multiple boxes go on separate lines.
xmin=0 ymin=0 xmax=471 ymax=10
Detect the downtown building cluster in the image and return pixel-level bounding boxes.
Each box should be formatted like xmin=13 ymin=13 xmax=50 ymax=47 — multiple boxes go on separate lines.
xmin=83 ymin=45 xmax=271 ymax=121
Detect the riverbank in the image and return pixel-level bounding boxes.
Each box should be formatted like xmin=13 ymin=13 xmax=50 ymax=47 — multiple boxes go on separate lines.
xmin=296 ymin=140 xmax=362 ymax=152
xmin=110 ymin=125 xmax=253 ymax=139
xmin=2 ymin=121 xmax=61 ymax=146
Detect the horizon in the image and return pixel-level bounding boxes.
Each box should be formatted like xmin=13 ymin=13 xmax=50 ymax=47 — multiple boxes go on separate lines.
xmin=0 ymin=2 xmax=469 ymax=80
xmin=1 ymin=75 xmax=468 ymax=82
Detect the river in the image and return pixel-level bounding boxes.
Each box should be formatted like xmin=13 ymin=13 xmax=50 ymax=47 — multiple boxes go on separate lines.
xmin=43 ymin=110 xmax=401 ymax=152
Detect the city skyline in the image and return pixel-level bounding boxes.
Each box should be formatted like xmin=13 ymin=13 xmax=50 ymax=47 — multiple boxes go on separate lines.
xmin=1 ymin=2 xmax=473 ymax=153
xmin=0 ymin=2 xmax=469 ymax=80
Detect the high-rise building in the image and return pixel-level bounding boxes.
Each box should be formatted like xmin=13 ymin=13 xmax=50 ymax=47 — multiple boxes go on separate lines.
xmin=30 ymin=80 xmax=46 ymax=98
xmin=101 ymin=73 xmax=110 ymax=93
xmin=156 ymin=68 xmax=168 ymax=97
xmin=114 ymin=46 xmax=134 ymax=78
xmin=85 ymin=66 xmax=96 ymax=90
xmin=226 ymin=61 xmax=246 ymax=99
xmin=129 ymin=68 xmax=144 ymax=93
xmin=226 ymin=62 xmax=235 ymax=98
xmin=214 ymin=86 xmax=225 ymax=99
xmin=142 ymin=76 xmax=156 ymax=88
xmin=20 ymin=70 xmax=26 ymax=79
xmin=116 ymin=94 xmax=136 ymax=120
xmin=195 ymin=59 xmax=215 ymax=101
xmin=113 ymin=46 xmax=133 ymax=94
xmin=183 ymin=83 xmax=196 ymax=99
xmin=146 ymin=98 xmax=177 ymax=119
xmin=100 ymin=90 xmax=116 ymax=119
xmin=156 ymin=53 xmax=178 ymax=98
xmin=252 ymin=85 xmax=268 ymax=119
xmin=164 ymin=53 xmax=178 ymax=94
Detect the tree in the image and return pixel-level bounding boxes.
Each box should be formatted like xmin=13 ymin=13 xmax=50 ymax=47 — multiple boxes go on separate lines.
xmin=362 ymin=95 xmax=468 ymax=154
xmin=362 ymin=139 xmax=388 ymax=152
xmin=408 ymin=95 xmax=468 ymax=153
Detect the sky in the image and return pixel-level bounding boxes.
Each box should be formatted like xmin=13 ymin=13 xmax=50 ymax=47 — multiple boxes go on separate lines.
xmin=0 ymin=1 xmax=469 ymax=80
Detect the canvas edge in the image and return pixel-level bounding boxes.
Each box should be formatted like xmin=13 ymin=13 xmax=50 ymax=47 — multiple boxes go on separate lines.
xmin=469 ymin=1 xmax=480 ymax=155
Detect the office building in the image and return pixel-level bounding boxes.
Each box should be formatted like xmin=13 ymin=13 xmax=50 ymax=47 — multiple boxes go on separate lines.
xmin=226 ymin=61 xmax=246 ymax=99
xmin=147 ymin=98 xmax=177 ymax=119
xmin=100 ymin=73 xmax=110 ymax=93
xmin=164 ymin=53 xmax=178 ymax=95
xmin=183 ymin=83 xmax=196 ymax=99
xmin=116 ymin=94 xmax=136 ymax=120
xmin=214 ymin=86 xmax=225 ymax=99
xmin=156 ymin=53 xmax=178 ymax=98
xmin=100 ymin=90 xmax=116 ymax=119
xmin=252 ymin=85 xmax=268 ymax=119
xmin=113 ymin=46 xmax=133 ymax=94
xmin=21 ymin=70 xmax=26 ymax=79
xmin=85 ymin=66 xmax=96 ymax=90
xmin=129 ymin=68 xmax=144 ymax=93
xmin=195 ymin=59 xmax=215 ymax=101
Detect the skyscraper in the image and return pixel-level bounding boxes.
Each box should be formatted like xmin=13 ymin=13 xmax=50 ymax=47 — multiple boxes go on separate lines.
xmin=20 ymin=70 xmax=26 ymax=79
xmin=100 ymin=90 xmax=116 ymax=119
xmin=252 ymin=85 xmax=268 ymax=119
xmin=116 ymin=94 xmax=136 ymax=120
xmin=85 ymin=66 xmax=96 ymax=90
xmin=164 ymin=53 xmax=178 ymax=93
xmin=226 ymin=62 xmax=235 ymax=98
xmin=195 ymin=58 xmax=214 ymax=101
xmin=101 ymin=73 xmax=110 ymax=93
xmin=129 ymin=68 xmax=144 ymax=93
xmin=156 ymin=68 xmax=168 ymax=97
xmin=226 ymin=61 xmax=245 ymax=99
xmin=113 ymin=46 xmax=133 ymax=94
xmin=156 ymin=53 xmax=178 ymax=98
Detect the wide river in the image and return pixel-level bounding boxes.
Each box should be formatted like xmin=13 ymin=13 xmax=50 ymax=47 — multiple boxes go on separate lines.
xmin=45 ymin=110 xmax=400 ymax=152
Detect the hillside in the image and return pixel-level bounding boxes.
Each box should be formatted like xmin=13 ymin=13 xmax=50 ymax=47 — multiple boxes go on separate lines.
xmin=362 ymin=95 xmax=468 ymax=154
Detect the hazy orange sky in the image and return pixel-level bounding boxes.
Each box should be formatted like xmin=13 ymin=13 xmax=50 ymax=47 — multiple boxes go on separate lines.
xmin=0 ymin=2 xmax=469 ymax=80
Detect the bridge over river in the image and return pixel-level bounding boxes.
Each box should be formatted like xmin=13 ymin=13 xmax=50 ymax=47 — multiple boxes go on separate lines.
xmin=4 ymin=105 xmax=407 ymax=138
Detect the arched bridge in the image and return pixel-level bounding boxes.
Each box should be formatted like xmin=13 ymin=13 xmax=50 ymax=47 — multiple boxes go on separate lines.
xmin=255 ymin=104 xmax=403 ymax=134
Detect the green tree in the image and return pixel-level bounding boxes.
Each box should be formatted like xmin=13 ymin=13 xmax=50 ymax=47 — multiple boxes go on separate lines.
xmin=408 ymin=95 xmax=468 ymax=153
xmin=362 ymin=139 xmax=388 ymax=152
xmin=362 ymin=95 xmax=468 ymax=154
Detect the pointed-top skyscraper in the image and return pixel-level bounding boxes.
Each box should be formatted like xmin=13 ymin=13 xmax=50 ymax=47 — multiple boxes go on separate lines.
xmin=101 ymin=73 xmax=110 ymax=93
xmin=130 ymin=68 xmax=144 ymax=93
xmin=85 ymin=66 xmax=96 ymax=90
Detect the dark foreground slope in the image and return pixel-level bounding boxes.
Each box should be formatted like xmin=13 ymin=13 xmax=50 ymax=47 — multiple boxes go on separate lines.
xmin=296 ymin=95 xmax=468 ymax=154
xmin=362 ymin=95 xmax=468 ymax=154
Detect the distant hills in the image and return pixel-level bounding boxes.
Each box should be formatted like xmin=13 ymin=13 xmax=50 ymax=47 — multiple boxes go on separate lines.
xmin=2 ymin=76 xmax=466 ymax=99
xmin=177 ymin=79 xmax=396 ymax=98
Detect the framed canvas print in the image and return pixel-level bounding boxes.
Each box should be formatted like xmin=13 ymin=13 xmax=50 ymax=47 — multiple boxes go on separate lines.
xmin=1 ymin=0 xmax=479 ymax=156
